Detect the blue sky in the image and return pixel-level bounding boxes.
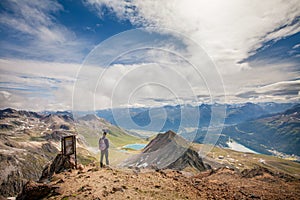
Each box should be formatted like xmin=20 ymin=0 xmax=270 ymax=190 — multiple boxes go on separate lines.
xmin=0 ymin=0 xmax=299 ymax=111
xmin=0 ymin=0 xmax=134 ymax=62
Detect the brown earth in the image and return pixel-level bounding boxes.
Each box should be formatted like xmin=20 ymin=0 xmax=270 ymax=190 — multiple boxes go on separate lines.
xmin=22 ymin=165 xmax=300 ymax=200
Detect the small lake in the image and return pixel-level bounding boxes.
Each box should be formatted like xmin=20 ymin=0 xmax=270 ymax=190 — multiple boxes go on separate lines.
xmin=123 ymin=143 xmax=147 ymax=150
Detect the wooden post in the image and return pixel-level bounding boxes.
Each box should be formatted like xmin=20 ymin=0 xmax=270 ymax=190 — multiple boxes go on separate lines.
xmin=61 ymin=135 xmax=77 ymax=169
xmin=61 ymin=137 xmax=64 ymax=154
xmin=74 ymin=135 xmax=77 ymax=168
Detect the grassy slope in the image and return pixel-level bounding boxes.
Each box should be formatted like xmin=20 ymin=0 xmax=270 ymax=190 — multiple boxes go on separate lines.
xmin=76 ymin=124 xmax=146 ymax=149
xmin=192 ymin=143 xmax=300 ymax=178
xmin=76 ymin=121 xmax=148 ymax=166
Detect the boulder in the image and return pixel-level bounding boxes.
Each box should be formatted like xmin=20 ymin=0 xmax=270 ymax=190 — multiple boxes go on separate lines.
xmin=40 ymin=154 xmax=76 ymax=181
xmin=16 ymin=180 xmax=57 ymax=200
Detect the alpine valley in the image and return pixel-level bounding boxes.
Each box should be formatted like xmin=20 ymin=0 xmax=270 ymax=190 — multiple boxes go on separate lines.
xmin=0 ymin=102 xmax=300 ymax=199
xmin=97 ymin=102 xmax=300 ymax=157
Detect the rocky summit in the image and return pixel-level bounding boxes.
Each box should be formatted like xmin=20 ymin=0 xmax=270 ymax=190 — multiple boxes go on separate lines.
xmin=15 ymin=165 xmax=300 ymax=200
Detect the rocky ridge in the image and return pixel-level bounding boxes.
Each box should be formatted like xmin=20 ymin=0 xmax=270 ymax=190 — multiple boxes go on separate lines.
xmin=0 ymin=109 xmax=105 ymax=197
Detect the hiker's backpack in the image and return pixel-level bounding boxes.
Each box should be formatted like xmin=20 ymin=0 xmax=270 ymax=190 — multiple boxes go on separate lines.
xmin=99 ymin=138 xmax=106 ymax=151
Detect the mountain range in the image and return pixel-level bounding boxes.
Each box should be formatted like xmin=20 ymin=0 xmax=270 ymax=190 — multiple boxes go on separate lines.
xmin=96 ymin=102 xmax=299 ymax=156
xmin=1 ymin=106 xmax=300 ymax=199
xmin=96 ymin=102 xmax=295 ymax=131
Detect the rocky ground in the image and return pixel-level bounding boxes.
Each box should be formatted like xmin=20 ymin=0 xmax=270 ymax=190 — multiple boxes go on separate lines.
xmin=15 ymin=165 xmax=300 ymax=200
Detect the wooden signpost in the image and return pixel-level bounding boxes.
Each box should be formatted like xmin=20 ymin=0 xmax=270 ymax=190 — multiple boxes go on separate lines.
xmin=61 ymin=135 xmax=77 ymax=168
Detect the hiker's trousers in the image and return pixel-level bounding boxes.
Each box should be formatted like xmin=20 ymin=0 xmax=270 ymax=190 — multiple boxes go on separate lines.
xmin=100 ymin=148 xmax=109 ymax=166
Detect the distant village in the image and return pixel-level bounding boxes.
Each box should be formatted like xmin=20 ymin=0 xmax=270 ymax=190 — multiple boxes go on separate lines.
xmin=269 ymin=149 xmax=300 ymax=162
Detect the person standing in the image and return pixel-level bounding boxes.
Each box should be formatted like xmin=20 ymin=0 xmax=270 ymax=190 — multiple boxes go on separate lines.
xmin=99 ymin=131 xmax=109 ymax=168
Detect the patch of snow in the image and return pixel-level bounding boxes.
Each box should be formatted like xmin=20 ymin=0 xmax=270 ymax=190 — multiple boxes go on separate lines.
xmin=0 ymin=148 xmax=26 ymax=155
xmin=259 ymin=158 xmax=265 ymax=164
xmin=227 ymin=140 xmax=258 ymax=154
xmin=138 ymin=162 xmax=148 ymax=168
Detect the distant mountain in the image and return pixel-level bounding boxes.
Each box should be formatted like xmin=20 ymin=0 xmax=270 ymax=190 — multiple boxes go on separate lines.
xmin=122 ymin=130 xmax=207 ymax=172
xmin=224 ymin=102 xmax=267 ymax=124
xmin=41 ymin=110 xmax=73 ymax=118
xmin=77 ymin=113 xmax=101 ymax=121
xmin=97 ymin=105 xmax=208 ymax=132
xmin=257 ymin=102 xmax=296 ymax=114
xmin=220 ymin=104 xmax=300 ymax=155
xmin=96 ymin=102 xmax=295 ymax=133
xmin=0 ymin=108 xmax=43 ymax=119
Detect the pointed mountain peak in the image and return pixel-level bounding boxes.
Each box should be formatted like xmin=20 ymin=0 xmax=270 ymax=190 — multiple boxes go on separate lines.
xmin=77 ymin=114 xmax=99 ymax=121
xmin=143 ymin=130 xmax=188 ymax=153
xmin=123 ymin=130 xmax=206 ymax=172
xmin=165 ymin=130 xmax=176 ymax=137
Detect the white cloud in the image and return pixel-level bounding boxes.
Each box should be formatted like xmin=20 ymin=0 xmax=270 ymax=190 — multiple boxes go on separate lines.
xmin=0 ymin=91 xmax=11 ymax=99
xmin=234 ymin=80 xmax=300 ymax=103
xmin=1 ymin=0 xmax=66 ymax=43
xmin=293 ymin=44 xmax=300 ymax=49
xmin=74 ymin=50 xmax=300 ymax=111
xmin=0 ymin=59 xmax=80 ymax=111
xmin=0 ymin=57 xmax=298 ymax=111
xmin=79 ymin=0 xmax=300 ymax=107
xmin=0 ymin=0 xmax=91 ymax=62
xmin=86 ymin=0 xmax=300 ymax=72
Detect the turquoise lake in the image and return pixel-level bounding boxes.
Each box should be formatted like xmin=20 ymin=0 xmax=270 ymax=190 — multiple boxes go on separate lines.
xmin=123 ymin=143 xmax=147 ymax=150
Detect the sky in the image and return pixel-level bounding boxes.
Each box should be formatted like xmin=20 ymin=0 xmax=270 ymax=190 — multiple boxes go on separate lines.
xmin=0 ymin=0 xmax=299 ymax=111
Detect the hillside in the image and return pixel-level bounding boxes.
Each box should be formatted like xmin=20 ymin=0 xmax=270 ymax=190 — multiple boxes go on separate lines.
xmin=75 ymin=114 xmax=147 ymax=166
xmin=0 ymin=108 xmax=144 ymax=197
xmin=0 ymin=108 xmax=63 ymax=197
xmin=221 ymin=104 xmax=300 ymax=155
xmin=76 ymin=114 xmax=145 ymax=149
xmin=193 ymin=143 xmax=300 ymax=178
